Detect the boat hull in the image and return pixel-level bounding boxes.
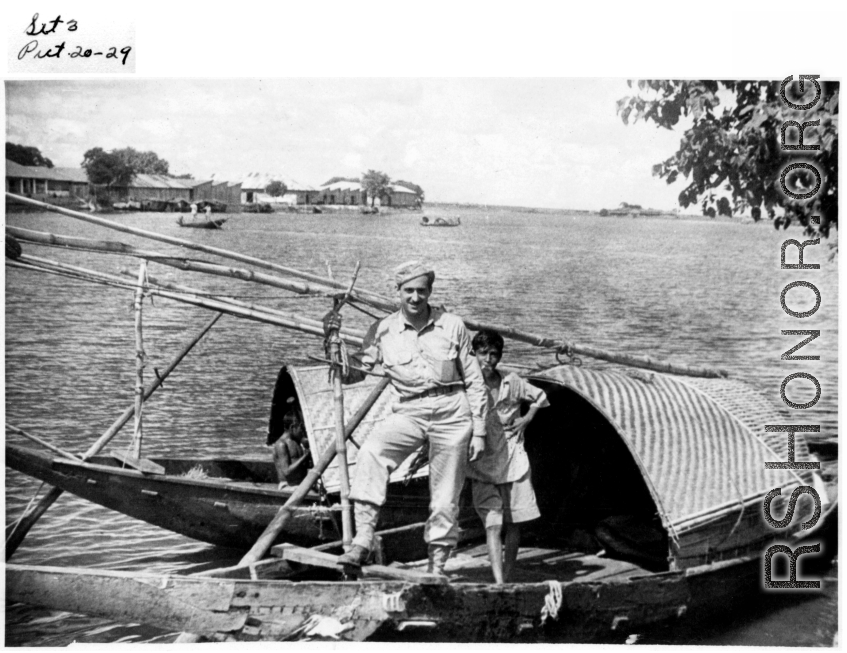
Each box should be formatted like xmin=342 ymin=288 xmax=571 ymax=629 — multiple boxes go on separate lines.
xmin=5 ymin=445 xmax=436 ymax=551
xmin=6 ymin=529 xmax=837 ymax=643
xmin=177 ymin=216 xmax=227 ymax=229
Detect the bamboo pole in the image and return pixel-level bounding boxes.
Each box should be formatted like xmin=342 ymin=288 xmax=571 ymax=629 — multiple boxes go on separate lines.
xmin=5 ymin=424 xmax=82 ymax=462
xmin=238 ymin=377 xmax=391 ymax=567
xmin=5 ymin=313 xmax=223 ymax=560
xmin=5 ymin=227 xmax=368 ymax=340
xmin=11 ymin=254 xmax=365 ymax=347
xmin=131 ymin=261 xmax=146 ymax=459
xmin=328 ymin=263 xmax=361 ymax=550
xmin=6 ymin=214 xmax=728 ymax=378
xmin=7 ymin=226 xmax=345 ymax=300
xmin=5 ymin=193 xmax=391 ymax=310
xmin=114 ymin=268 xmax=368 ymax=340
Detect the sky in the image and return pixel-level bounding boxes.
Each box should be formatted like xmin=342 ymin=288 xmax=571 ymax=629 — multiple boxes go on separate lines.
xmin=6 ymin=78 xmax=694 ymax=211
xmin=3 ymin=1 xmax=844 ymax=213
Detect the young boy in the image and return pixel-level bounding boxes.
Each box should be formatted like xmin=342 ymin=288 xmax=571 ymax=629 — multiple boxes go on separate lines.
xmin=466 ymin=329 xmax=549 ymax=583
xmin=270 ymin=404 xmax=312 ymax=488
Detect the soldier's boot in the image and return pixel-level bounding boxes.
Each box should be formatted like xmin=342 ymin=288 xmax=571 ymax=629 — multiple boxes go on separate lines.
xmin=338 ymin=501 xmax=379 ymax=569
xmin=338 ymin=544 xmax=370 ymax=569
xmin=427 ymin=544 xmax=453 ymax=576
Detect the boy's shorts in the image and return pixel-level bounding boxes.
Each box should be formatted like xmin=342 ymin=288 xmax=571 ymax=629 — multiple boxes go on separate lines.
xmin=501 ymin=470 xmax=541 ymax=524
xmin=472 ymin=470 xmax=540 ymax=528
xmin=472 ymin=479 xmax=505 ymax=528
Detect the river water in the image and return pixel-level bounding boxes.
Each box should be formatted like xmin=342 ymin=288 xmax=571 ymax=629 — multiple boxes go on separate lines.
xmin=3 ymin=207 xmax=838 ymax=645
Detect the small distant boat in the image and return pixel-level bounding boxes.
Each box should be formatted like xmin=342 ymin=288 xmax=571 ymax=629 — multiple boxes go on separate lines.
xmin=177 ymin=216 xmax=227 ymax=230
xmin=421 ymin=216 xmax=461 ymax=227
xmin=112 ymin=200 xmax=143 ymax=211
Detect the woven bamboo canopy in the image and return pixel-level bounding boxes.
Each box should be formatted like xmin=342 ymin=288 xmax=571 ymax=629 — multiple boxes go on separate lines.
xmin=282 ymin=362 xmax=822 ymax=569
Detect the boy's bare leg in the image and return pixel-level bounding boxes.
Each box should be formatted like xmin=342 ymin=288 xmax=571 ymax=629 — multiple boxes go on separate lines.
xmin=485 ymin=525 xmax=505 ymax=584
xmin=503 ymin=523 xmax=521 ymax=581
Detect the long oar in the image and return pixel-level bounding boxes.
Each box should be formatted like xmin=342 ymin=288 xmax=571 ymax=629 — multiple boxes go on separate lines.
xmin=10 ymin=254 xmax=365 ymax=347
xmin=5 ymin=193 xmax=391 ymax=310
xmin=7 ymin=226 xmax=346 ymax=300
xmin=113 ymin=268 xmax=367 ymax=340
xmin=4 ymin=313 xmax=223 ymax=560
xmin=5 ymin=425 xmax=82 ymax=462
xmin=6 ymin=203 xmax=728 ymax=377
xmin=238 ymin=376 xmax=391 ymax=567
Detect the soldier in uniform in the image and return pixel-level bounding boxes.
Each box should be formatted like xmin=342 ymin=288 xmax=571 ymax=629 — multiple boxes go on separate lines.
xmin=324 ymin=261 xmax=488 ymax=574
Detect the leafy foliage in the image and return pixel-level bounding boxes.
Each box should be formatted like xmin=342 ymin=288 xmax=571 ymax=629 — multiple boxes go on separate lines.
xmin=111 ymin=147 xmax=170 ymax=175
xmin=617 ymin=79 xmax=838 ymax=236
xmin=265 ymin=180 xmax=288 ymax=197
xmin=360 ymin=169 xmax=392 ymax=206
xmin=6 ymin=142 xmax=54 ymax=168
xmin=81 ymin=147 xmax=135 ymax=187
xmin=81 ymin=146 xmax=173 ymax=188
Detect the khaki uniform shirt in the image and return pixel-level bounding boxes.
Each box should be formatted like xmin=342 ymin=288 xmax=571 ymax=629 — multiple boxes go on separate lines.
xmin=352 ymin=308 xmax=487 ymax=437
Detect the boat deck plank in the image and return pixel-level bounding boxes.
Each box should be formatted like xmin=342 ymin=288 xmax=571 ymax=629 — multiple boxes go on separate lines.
xmin=405 ymin=544 xmax=646 ymax=584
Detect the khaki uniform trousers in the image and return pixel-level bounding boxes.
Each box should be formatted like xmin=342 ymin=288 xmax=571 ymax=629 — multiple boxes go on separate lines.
xmin=349 ymin=390 xmax=473 ymax=550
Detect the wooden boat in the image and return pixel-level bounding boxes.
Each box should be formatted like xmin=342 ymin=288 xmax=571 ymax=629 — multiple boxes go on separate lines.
xmin=421 ymin=216 xmax=460 ymax=227
xmin=6 ymin=492 xmax=836 ymax=642
xmin=6 ymin=362 xmax=837 ymax=641
xmin=141 ymin=199 xmax=171 ymax=212
xmin=4 ymin=444 xmax=442 ymax=551
xmin=4 ymin=364 xmax=457 ymax=551
xmin=112 ymin=200 xmax=143 ymax=211
xmin=177 ymin=215 xmax=228 ymax=229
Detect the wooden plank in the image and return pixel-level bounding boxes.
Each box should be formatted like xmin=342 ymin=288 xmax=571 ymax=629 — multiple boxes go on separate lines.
xmin=195 ymin=557 xmax=296 ymax=580
xmin=270 ymin=520 xmax=428 ymax=559
xmin=278 ymin=545 xmax=447 ymax=584
xmin=269 ymin=521 xmax=483 ymax=562
xmin=109 ymin=450 xmax=166 ymax=475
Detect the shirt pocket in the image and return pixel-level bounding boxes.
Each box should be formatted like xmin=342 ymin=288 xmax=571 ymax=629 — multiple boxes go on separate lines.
xmin=421 ymin=338 xmax=459 ymax=383
xmin=382 ymin=347 xmax=413 ymax=369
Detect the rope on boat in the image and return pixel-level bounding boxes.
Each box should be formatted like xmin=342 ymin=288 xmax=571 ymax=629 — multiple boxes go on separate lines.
xmin=540 ymin=580 xmax=562 ymax=624
xmin=555 ymin=343 xmax=582 ymax=367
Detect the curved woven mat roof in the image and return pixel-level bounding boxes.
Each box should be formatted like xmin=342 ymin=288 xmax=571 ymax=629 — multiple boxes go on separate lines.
xmin=289 ymin=366 xmax=423 ymax=491
xmin=290 ymin=363 xmax=817 ymax=536
xmin=531 ymin=365 xmax=816 ymax=530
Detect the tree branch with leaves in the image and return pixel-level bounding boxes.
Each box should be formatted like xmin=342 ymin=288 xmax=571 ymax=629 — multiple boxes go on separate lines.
xmin=617 ymin=79 xmax=838 ymax=237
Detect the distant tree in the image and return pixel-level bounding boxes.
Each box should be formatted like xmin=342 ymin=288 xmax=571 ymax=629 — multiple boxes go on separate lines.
xmin=322 ymin=176 xmax=360 ymax=186
xmin=81 ymin=147 xmax=135 ymax=188
xmin=111 ymin=147 xmax=170 ymax=175
xmin=394 ymin=179 xmax=425 ymax=206
xmin=6 ymin=142 xmax=54 ymax=168
xmin=360 ymin=169 xmax=392 ymax=207
xmin=265 ymin=180 xmax=288 ymax=197
xmin=617 ymin=79 xmax=838 ymax=237
xmin=170 ymin=173 xmax=194 ymax=179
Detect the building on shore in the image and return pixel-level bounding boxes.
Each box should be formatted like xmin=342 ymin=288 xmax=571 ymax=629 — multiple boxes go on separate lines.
xmin=5 ymin=159 xmax=90 ymax=200
xmin=318 ymin=181 xmax=419 ymax=207
xmin=101 ymin=175 xmax=242 ymax=212
xmin=239 ymin=172 xmax=318 ymax=206
xmin=319 ymin=180 xmax=366 ymax=206
xmin=210 ymin=179 xmax=243 ymax=211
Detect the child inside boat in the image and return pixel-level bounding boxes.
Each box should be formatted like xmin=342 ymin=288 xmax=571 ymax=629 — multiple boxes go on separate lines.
xmin=467 ymin=329 xmax=549 ymax=583
xmin=271 ymin=400 xmax=312 ymax=488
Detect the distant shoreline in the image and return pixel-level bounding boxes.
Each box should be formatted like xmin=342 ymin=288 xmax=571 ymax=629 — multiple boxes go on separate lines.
xmin=426 ymin=201 xmax=754 ymax=223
